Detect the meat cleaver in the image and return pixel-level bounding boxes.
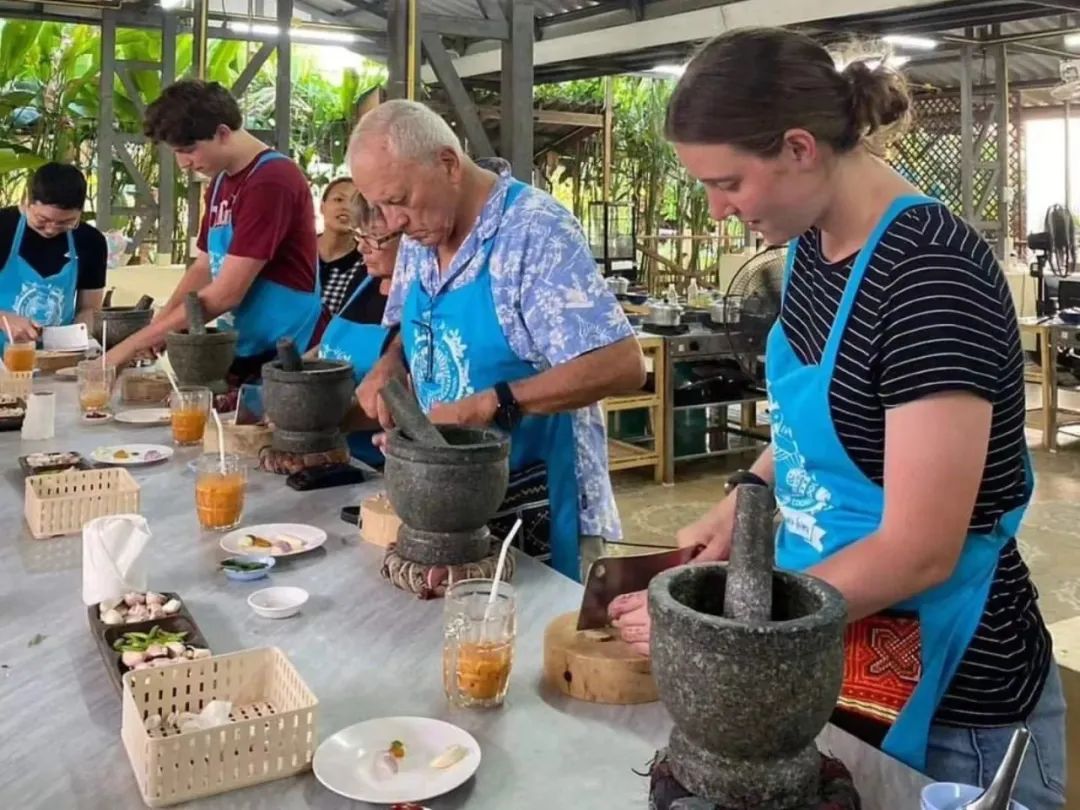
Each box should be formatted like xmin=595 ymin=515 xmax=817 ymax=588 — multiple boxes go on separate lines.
xmin=576 ymin=546 xmax=699 ymax=630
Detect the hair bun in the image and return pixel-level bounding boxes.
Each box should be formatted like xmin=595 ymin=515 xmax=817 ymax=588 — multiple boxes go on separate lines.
xmin=842 ymin=60 xmax=912 ymax=149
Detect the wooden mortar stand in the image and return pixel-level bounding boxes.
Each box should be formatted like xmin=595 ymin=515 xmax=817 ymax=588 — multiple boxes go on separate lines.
xmin=543 ymin=611 xmax=658 ymax=705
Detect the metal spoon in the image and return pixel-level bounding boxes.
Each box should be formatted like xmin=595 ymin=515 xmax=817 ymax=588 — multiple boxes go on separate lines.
xmin=957 ymin=727 xmax=1030 ymax=809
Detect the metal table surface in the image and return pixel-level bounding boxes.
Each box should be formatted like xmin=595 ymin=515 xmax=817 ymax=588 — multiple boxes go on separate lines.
xmin=0 ymin=382 xmax=927 ymax=809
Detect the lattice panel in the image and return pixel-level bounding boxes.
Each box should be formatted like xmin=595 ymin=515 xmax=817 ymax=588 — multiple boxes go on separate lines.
xmin=891 ymin=93 xmax=1023 ymax=243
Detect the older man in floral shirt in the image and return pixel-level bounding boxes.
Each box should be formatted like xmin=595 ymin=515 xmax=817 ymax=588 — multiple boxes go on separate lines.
xmin=351 ymin=100 xmax=644 ymax=581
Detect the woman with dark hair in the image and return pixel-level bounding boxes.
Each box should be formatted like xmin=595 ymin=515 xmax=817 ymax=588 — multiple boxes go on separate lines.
xmin=609 ymin=28 xmax=1065 ymax=807
xmin=313 ymin=190 xmax=398 ymax=468
xmin=318 ymin=177 xmax=366 ymax=314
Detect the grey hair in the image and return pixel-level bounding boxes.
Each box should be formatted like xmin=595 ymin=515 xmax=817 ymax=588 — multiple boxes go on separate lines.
xmin=349 ymin=100 xmax=462 ymax=164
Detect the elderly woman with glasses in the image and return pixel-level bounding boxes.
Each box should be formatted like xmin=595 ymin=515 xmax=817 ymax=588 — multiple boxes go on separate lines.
xmin=0 ymin=162 xmax=106 ymax=348
xmin=311 ymin=189 xmax=401 ymax=468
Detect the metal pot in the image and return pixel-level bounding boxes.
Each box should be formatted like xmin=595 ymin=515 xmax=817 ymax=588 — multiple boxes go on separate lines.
xmin=710 ymin=295 xmax=740 ymax=326
xmin=606 ymin=276 xmax=630 ymax=296
xmin=646 ymin=301 xmax=683 ymax=327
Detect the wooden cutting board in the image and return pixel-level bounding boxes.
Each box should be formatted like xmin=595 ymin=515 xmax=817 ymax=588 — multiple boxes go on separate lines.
xmin=360 ymin=493 xmax=401 ymax=547
xmin=542 ymin=611 xmax=658 ymax=705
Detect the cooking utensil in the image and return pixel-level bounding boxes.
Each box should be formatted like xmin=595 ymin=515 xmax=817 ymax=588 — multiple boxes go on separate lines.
xmin=276 ymin=338 xmax=303 ymax=372
xmin=955 ymin=728 xmax=1031 ymax=809
xmin=577 ymin=546 xmax=699 ymax=630
xmin=645 ymin=301 xmax=683 ymax=327
xmin=379 ymin=377 xmax=448 ymax=446
xmin=184 ymin=292 xmax=207 ymax=335
xmin=606 ymin=276 xmax=630 ymax=295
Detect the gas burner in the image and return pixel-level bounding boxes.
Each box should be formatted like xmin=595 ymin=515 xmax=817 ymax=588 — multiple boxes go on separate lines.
xmin=641 ymin=323 xmax=690 ymax=336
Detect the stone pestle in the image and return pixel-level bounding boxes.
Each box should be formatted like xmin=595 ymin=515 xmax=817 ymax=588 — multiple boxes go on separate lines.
xmin=723 ymin=484 xmax=775 ymax=621
xmin=134 ymin=294 xmax=154 ymax=311
xmin=184 ymin=292 xmax=207 ymax=335
xmin=379 ymin=377 xmax=449 ymax=447
xmin=276 ymin=338 xmax=303 ymax=372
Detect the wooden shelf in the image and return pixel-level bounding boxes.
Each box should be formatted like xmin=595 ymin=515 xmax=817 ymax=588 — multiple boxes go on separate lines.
xmin=602 ymin=335 xmax=668 ymax=482
xmin=607 ymin=439 xmax=659 ymax=472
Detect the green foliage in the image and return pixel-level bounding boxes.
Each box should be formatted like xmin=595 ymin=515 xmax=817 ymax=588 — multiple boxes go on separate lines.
xmin=0 ymin=18 xmax=386 ymax=260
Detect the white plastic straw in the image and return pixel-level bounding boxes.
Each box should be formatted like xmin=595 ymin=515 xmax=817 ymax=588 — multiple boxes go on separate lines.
xmin=100 ymin=320 xmax=107 ymax=370
xmin=483 ymin=518 xmax=522 ymax=632
xmin=1 ymin=315 xmax=12 ymax=343
xmin=210 ymin=408 xmax=227 ymax=474
xmin=160 ymin=364 xmax=182 ymax=399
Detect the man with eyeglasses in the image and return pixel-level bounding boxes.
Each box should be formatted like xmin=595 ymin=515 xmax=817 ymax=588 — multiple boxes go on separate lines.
xmin=0 ymin=162 xmax=106 ymax=347
xmin=351 ymin=101 xmax=646 ymax=583
xmin=104 ymin=80 xmax=326 ymax=380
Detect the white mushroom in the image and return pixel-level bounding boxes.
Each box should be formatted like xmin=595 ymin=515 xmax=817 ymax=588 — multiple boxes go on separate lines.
xmin=161 ymin=598 xmax=181 ymax=615
xmin=99 ymin=597 xmax=122 ymax=614
xmin=122 ymin=650 xmax=146 ymax=667
xmin=145 ymin=644 xmax=168 ymax=659
xmin=101 ymin=609 xmax=125 ymax=626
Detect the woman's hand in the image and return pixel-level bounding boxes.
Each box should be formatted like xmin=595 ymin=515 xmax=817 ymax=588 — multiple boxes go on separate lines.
xmin=0 ymin=312 xmax=40 ymax=342
xmin=608 ymin=590 xmax=651 ymax=657
xmin=677 ymin=504 xmax=735 ymax=563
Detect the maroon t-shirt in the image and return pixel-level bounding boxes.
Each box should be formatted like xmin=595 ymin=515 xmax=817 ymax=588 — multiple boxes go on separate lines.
xmin=197 ymin=150 xmax=317 ymax=295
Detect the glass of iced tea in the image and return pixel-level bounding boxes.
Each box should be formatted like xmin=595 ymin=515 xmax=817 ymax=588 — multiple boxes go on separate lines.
xmin=3 ymin=340 xmax=35 ymax=372
xmin=443 ymin=579 xmax=516 ymax=709
xmin=76 ymin=360 xmax=116 ymax=413
xmin=170 ymin=386 xmax=211 ymax=446
xmin=194 ymin=453 xmax=247 ymax=531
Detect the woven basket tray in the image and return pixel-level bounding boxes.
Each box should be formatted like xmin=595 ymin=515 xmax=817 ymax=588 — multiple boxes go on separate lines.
xmin=0 ymin=369 xmax=33 ymax=399
xmin=24 ymin=468 xmax=140 ymax=539
xmin=121 ymin=647 xmax=318 ymax=807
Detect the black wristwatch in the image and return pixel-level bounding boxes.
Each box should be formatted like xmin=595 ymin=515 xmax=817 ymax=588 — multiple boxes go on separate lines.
xmin=724 ymin=469 xmax=769 ymax=494
xmin=493 ymin=381 xmax=523 ymax=431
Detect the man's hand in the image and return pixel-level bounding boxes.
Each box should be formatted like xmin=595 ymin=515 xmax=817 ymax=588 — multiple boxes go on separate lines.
xmin=429 ymin=389 xmax=498 ymax=427
xmin=357 ymin=346 xmax=406 ymax=429
xmin=609 ymin=590 xmax=651 ymax=657
xmin=0 ymin=312 xmax=40 ymax=342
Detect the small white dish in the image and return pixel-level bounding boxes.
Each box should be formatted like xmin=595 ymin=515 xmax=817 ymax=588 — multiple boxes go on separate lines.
xmin=81 ymin=411 xmax=113 ymax=425
xmin=115 ymin=408 xmax=171 ymax=426
xmin=921 ymin=782 xmax=1029 ymax=810
xmin=247 ymin=586 xmax=308 ymax=619
xmin=313 ymin=716 xmax=481 ymax=804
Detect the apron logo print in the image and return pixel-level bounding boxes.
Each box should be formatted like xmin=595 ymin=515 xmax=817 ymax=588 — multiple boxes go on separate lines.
xmin=14 ymin=280 xmax=64 ymax=327
xmin=771 ymin=398 xmax=833 ymax=553
xmin=415 ymin=325 xmax=473 ymax=411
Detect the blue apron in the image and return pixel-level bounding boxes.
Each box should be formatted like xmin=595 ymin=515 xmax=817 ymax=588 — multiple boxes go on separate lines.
xmin=767 ymin=194 xmax=1032 ymax=771
xmin=318 ymin=275 xmax=388 ymax=467
xmin=401 ymin=180 xmax=582 ymax=580
xmin=0 ymin=213 xmax=78 ymax=351
xmin=207 ymin=151 xmax=323 ymax=358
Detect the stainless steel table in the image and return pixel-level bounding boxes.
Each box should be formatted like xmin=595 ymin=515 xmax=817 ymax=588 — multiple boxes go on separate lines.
xmin=0 ymin=383 xmax=928 ymax=809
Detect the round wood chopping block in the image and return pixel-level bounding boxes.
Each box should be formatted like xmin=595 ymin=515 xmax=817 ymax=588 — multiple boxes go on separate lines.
xmin=203 ymin=420 xmax=272 ymax=459
xmin=360 ymin=493 xmax=402 ymax=547
xmin=543 ymin=611 xmax=658 ymax=704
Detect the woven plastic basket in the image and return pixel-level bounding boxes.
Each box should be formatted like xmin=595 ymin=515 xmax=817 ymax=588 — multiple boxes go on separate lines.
xmin=24 ymin=468 xmax=140 ymax=539
xmin=121 ymin=647 xmax=318 ymax=807
xmin=0 ymin=369 xmax=33 ymax=398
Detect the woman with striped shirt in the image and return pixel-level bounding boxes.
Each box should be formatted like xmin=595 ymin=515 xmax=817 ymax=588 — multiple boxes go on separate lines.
xmin=609 ymin=27 xmax=1065 ymax=807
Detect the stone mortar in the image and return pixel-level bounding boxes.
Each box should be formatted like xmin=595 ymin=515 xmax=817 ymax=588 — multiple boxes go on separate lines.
xmin=649 ymin=564 xmax=847 ymax=809
xmin=261 ymin=358 xmax=355 ymax=453
xmin=384 ymin=426 xmax=509 ymax=564
xmin=165 ymin=328 xmax=237 ymax=394
xmin=92 ymin=307 xmax=153 ymax=347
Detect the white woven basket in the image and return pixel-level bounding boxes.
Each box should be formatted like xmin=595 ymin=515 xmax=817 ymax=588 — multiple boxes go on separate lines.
xmin=121 ymin=647 xmax=318 ymax=807
xmin=24 ymin=468 xmax=140 ymax=539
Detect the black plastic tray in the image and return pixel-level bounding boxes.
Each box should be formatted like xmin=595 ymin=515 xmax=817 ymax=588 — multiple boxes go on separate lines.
xmin=87 ymin=591 xmax=196 ymax=639
xmin=94 ymin=614 xmax=210 ymax=693
xmin=0 ymin=397 xmax=25 ymax=432
xmin=19 ymin=451 xmax=91 ymax=477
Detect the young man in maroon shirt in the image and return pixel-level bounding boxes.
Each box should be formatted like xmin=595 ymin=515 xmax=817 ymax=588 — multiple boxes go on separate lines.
xmin=104 ymin=80 xmax=327 ymax=380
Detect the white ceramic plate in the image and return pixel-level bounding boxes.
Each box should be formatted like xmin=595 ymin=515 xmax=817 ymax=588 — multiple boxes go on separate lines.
xmin=54 ymin=366 xmax=77 ymax=380
xmin=313 ymin=717 xmax=481 ymax=805
xmin=219 ymin=523 xmax=328 ymax=558
xmin=90 ymin=443 xmax=174 ymax=466
xmin=114 ymin=408 xmax=171 ymax=426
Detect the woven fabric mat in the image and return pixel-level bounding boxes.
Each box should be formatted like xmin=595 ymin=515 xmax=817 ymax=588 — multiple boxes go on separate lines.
xmin=381 ymin=543 xmax=516 ymax=599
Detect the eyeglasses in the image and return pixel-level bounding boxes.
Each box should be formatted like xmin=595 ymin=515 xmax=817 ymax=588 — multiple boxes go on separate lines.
xmin=26 ymin=204 xmax=80 ymax=233
xmin=355 ymin=230 xmax=401 ymax=252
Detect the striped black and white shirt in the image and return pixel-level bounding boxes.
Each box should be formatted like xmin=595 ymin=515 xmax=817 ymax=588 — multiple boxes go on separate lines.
xmin=781 ymin=203 xmax=1051 ymax=727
